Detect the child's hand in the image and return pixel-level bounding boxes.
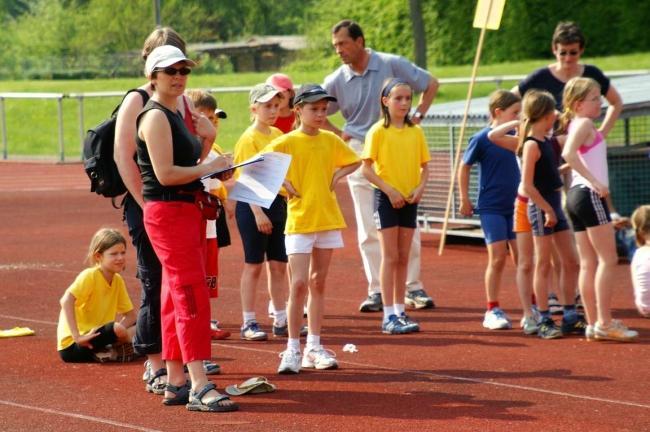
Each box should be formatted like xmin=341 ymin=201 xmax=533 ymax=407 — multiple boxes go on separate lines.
xmin=285 ymin=181 xmax=300 ymax=198
xmin=459 ymin=199 xmax=474 ymax=217
xmin=75 ymin=331 xmax=100 ymax=349
xmin=330 ymin=170 xmax=345 ymax=191
xmin=193 ymin=111 xmax=216 ymax=140
xmin=253 ymin=210 xmax=273 ymax=234
xmin=387 ymin=188 xmax=406 ymax=209
xmin=544 ymin=208 xmax=557 ymax=227
xmin=592 ymin=180 xmax=610 ymax=198
xmin=406 ymin=185 xmax=425 ymax=205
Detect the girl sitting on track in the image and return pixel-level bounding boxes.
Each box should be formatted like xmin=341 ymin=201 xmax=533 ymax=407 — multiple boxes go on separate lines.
xmin=267 ymin=84 xmax=360 ymax=374
xmin=362 ymin=78 xmax=430 ymax=335
xmin=519 ymin=90 xmax=582 ymax=340
xmin=57 ymin=228 xmax=136 ymax=363
xmin=459 ymin=89 xmax=521 ymax=331
xmin=630 ymin=205 xmax=650 ymax=318
xmin=561 ymin=77 xmax=638 ymax=341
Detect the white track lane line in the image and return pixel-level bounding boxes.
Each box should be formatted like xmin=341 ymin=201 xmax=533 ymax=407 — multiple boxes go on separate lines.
xmin=0 ymin=400 xmax=162 ymax=432
xmin=3 ymin=317 xmax=648 ymax=411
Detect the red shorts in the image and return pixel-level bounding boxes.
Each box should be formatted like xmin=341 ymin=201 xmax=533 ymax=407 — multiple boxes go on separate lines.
xmin=205 ymin=238 xmax=219 ymax=298
xmin=144 ymin=201 xmax=211 ymax=363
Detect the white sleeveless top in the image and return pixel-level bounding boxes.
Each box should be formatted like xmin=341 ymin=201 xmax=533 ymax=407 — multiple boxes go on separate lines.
xmin=569 ymin=122 xmax=609 ymax=189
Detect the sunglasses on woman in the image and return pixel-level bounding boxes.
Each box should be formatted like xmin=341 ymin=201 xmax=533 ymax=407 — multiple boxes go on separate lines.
xmin=155 ymin=66 xmax=192 ymax=76
xmin=559 ymin=50 xmax=579 ymax=57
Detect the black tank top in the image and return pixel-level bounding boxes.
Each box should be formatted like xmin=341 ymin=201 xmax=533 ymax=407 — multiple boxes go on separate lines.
xmin=136 ymin=100 xmax=202 ymax=199
xmin=527 ymin=137 xmax=563 ymax=196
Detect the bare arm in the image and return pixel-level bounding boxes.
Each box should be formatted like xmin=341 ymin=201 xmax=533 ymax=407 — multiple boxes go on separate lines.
xmin=361 ymin=159 xmax=405 ymax=208
xmin=332 ymin=160 xmax=361 ymax=190
xmin=412 ymin=75 xmax=439 ymax=125
xmin=598 ymin=84 xmax=623 ymax=138
xmin=60 ymin=291 xmax=99 ymax=348
xmin=487 ymin=120 xmax=520 ymax=153
xmin=139 ymin=110 xmax=231 ymax=186
xmin=561 ymin=118 xmax=609 ymax=198
xmin=521 ymin=140 xmax=556 ymax=226
xmin=114 ymin=90 xmax=148 ymax=208
xmin=458 ymin=163 xmax=473 ymax=216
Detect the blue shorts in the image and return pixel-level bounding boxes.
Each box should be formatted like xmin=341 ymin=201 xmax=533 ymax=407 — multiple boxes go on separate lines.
xmin=527 ymin=191 xmax=570 ymax=237
xmin=479 ymin=213 xmax=515 ymax=244
xmin=235 ymin=196 xmax=288 ymax=264
xmin=373 ymin=189 xmax=418 ymax=230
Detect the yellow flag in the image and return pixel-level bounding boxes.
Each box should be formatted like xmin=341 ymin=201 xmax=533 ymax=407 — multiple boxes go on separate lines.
xmin=473 ymin=0 xmax=506 ymax=30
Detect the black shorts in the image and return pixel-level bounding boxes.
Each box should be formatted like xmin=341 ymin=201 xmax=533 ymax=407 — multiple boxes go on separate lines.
xmin=235 ymin=196 xmax=288 ymax=264
xmin=373 ymin=188 xmax=418 ymax=230
xmin=58 ymin=322 xmax=117 ymax=363
xmin=566 ymin=185 xmax=611 ymax=232
xmin=527 ymin=190 xmax=570 ymax=237
xmin=216 ymin=208 xmax=231 ymax=248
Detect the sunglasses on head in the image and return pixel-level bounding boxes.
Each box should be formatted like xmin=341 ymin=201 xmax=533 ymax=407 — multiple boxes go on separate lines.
xmin=559 ymin=50 xmax=579 ymax=57
xmin=155 ymin=66 xmax=192 ymax=76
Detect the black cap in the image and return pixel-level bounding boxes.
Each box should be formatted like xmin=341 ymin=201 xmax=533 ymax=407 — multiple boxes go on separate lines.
xmin=293 ymin=84 xmax=337 ymax=105
xmin=214 ymin=108 xmax=227 ymax=119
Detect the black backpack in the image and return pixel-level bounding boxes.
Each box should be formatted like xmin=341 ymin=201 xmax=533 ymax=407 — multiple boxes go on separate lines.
xmin=83 ymin=89 xmax=149 ymax=199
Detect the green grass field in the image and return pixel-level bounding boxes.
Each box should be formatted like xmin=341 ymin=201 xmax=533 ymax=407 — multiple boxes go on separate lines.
xmin=1 ymin=51 xmax=648 ymax=159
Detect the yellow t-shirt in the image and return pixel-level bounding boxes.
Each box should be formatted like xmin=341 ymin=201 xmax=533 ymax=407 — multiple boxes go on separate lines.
xmin=57 ymin=267 xmax=133 ymax=351
xmin=362 ymin=122 xmax=431 ymax=197
xmin=264 ymin=129 xmax=360 ymax=234
xmin=234 ymin=125 xmax=285 ymax=196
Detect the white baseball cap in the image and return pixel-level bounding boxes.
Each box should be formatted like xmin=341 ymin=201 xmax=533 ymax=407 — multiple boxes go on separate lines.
xmin=144 ymin=45 xmax=196 ymax=77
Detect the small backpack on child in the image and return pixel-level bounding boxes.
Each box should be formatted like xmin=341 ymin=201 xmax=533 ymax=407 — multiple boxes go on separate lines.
xmin=83 ymin=89 xmax=149 ymax=199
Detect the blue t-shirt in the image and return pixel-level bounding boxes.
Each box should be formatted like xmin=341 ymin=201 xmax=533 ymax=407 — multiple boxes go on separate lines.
xmin=463 ymin=127 xmax=520 ymax=215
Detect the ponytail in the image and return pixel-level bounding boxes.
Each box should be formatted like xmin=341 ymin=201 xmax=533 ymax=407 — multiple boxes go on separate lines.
xmin=517 ymin=118 xmax=531 ymax=157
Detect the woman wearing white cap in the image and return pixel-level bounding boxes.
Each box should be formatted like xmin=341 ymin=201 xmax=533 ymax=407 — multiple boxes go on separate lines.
xmin=136 ymin=44 xmax=238 ymax=412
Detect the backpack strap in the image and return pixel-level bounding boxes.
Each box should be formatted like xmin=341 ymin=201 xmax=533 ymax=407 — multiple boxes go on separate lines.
xmin=111 ymin=88 xmax=151 ymax=117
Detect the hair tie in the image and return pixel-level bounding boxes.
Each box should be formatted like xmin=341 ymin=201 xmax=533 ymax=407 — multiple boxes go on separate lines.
xmin=382 ymin=78 xmax=409 ymax=97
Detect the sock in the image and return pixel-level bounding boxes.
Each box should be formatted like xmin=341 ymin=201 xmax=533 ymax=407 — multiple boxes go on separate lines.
xmin=563 ymin=305 xmax=577 ymax=322
xmin=383 ymin=305 xmax=395 ymax=322
xmin=287 ymin=338 xmax=300 ymax=352
xmin=306 ymin=334 xmax=320 ymax=351
xmin=274 ymin=309 xmax=287 ymax=326
xmin=394 ymin=303 xmax=405 ymax=315
xmin=539 ymin=309 xmax=551 ymax=320
xmin=487 ymin=301 xmax=500 ymax=311
xmin=243 ymin=311 xmax=256 ymax=324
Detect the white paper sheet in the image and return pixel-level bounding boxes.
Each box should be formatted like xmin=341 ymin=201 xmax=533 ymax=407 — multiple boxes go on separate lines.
xmin=228 ymin=152 xmax=292 ymax=208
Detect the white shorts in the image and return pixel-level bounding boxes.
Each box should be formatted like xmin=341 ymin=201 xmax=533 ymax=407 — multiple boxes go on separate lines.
xmin=285 ymin=230 xmax=344 ymax=255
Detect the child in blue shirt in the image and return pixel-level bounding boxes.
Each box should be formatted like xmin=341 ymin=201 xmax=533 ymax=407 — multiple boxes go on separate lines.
xmin=459 ymin=90 xmax=521 ymax=330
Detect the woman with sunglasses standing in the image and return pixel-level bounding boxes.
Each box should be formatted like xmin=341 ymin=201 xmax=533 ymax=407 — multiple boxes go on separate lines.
xmin=136 ymin=45 xmax=238 ymax=412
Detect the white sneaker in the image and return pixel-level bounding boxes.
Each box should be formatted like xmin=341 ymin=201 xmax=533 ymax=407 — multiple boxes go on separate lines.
xmin=520 ymin=315 xmax=539 ymax=335
xmin=594 ymin=319 xmax=639 ymax=342
xmin=585 ymin=324 xmax=596 ymax=341
xmin=142 ymin=360 xmax=151 ymax=382
xmin=268 ymin=300 xmax=274 ymax=318
xmin=278 ymin=349 xmax=301 ymax=374
xmin=483 ymin=308 xmax=512 ymax=330
xmin=301 ymin=346 xmax=338 ymax=370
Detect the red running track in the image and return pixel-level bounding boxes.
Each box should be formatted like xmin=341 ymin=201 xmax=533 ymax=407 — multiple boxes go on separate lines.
xmin=0 ymin=162 xmax=648 ymax=432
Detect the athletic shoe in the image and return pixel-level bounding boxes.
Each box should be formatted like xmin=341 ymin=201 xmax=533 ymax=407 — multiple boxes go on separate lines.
xmin=399 ymin=313 xmax=420 ymax=333
xmin=405 ymin=289 xmax=435 ymax=309
xmin=301 ymin=346 xmax=338 ymax=370
xmin=382 ymin=314 xmax=409 ymax=334
xmin=269 ymin=302 xmax=308 ymax=318
xmin=482 ymin=308 xmax=512 ymax=330
xmin=561 ymin=314 xmax=587 ymax=335
xmin=537 ymin=317 xmax=563 ymax=339
xmin=277 ymin=349 xmax=301 ymax=374
xmin=142 ymin=360 xmax=152 ymax=382
xmin=594 ymin=320 xmax=639 ymax=342
xmin=272 ymin=323 xmax=308 ymax=337
xmin=359 ymin=293 xmax=383 ymax=312
xmin=210 ymin=320 xmax=231 ymax=340
xmin=203 ymin=360 xmax=221 ymax=375
xmin=548 ymin=293 xmax=563 ymax=315
xmin=520 ymin=315 xmax=539 ymax=335
xmin=240 ymin=321 xmax=268 ymax=341
xmin=585 ymin=324 xmax=596 ymax=341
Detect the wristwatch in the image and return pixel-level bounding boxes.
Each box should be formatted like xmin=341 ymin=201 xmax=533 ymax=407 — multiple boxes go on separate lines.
xmin=413 ymin=111 xmax=423 ymax=120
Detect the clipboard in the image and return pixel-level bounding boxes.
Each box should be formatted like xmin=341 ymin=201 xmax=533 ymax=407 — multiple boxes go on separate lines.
xmin=201 ymin=155 xmax=264 ymax=180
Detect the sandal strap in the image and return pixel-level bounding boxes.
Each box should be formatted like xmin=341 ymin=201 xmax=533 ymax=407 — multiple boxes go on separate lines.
xmin=147 ymin=368 xmax=167 ymax=385
xmin=193 ymin=382 xmax=217 ymax=401
xmin=165 ymin=382 xmax=188 ymax=394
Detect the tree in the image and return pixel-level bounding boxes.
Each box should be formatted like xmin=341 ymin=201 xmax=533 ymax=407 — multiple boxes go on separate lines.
xmin=409 ymin=0 xmax=427 ymax=68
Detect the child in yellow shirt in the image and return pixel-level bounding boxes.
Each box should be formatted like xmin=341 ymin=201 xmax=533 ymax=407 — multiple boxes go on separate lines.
xmin=266 ymin=84 xmax=360 ymax=374
xmin=361 ymin=78 xmax=430 ymax=335
xmin=57 ymin=228 xmax=136 ymax=362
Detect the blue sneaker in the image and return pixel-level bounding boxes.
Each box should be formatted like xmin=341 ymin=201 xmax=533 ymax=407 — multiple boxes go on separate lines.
xmin=382 ymin=314 xmax=408 ymax=335
xmin=399 ymin=313 xmax=420 ymax=333
xmin=240 ymin=321 xmax=268 ymax=341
